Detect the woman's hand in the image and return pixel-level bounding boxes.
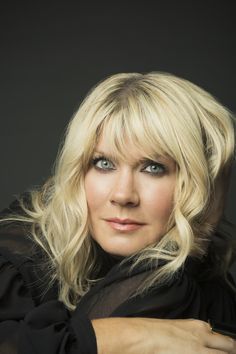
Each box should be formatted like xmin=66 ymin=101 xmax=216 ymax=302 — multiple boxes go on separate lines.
xmin=92 ymin=317 xmax=236 ymax=354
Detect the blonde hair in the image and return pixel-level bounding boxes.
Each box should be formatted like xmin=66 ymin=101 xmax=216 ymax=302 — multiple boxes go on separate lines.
xmin=1 ymin=71 xmax=235 ymax=309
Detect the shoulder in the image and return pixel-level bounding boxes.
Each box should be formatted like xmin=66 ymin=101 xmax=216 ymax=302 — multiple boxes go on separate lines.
xmin=0 ymin=194 xmax=39 ymax=267
xmin=198 ymin=275 xmax=236 ymax=323
xmin=108 ymin=258 xmax=236 ymax=323
xmin=184 ymin=256 xmax=236 ymax=322
xmin=0 ymin=197 xmax=58 ymax=305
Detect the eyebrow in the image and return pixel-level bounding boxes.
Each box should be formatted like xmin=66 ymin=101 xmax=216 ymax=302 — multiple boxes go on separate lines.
xmin=93 ymin=150 xmax=119 ymax=162
xmin=93 ymin=150 xmax=173 ymax=165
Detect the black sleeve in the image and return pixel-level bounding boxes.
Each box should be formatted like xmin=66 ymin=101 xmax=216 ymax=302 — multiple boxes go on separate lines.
xmin=199 ymin=276 xmax=236 ymax=323
xmin=0 ymin=254 xmax=97 ymax=354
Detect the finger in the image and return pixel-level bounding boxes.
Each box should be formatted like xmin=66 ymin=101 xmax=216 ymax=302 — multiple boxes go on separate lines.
xmin=205 ymin=350 xmax=228 ymax=354
xmin=205 ymin=332 xmax=236 ymax=353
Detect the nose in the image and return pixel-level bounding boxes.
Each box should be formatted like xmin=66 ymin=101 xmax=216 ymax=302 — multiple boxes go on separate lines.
xmin=110 ymin=168 xmax=140 ymax=207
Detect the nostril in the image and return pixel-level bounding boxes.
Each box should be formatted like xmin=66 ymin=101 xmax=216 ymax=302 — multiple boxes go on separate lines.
xmin=111 ymin=200 xmax=134 ymax=207
xmin=110 ymin=194 xmax=140 ymax=207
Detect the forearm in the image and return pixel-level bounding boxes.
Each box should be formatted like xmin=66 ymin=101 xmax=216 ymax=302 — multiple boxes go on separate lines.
xmin=91 ymin=317 xmax=146 ymax=354
xmin=92 ymin=317 xmax=236 ymax=354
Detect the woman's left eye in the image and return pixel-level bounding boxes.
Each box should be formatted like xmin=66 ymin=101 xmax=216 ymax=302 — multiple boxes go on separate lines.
xmin=142 ymin=163 xmax=166 ymax=175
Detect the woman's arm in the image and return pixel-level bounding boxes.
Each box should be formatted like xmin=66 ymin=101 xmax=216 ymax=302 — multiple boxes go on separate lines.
xmin=0 ymin=254 xmax=235 ymax=354
xmin=92 ymin=317 xmax=236 ymax=354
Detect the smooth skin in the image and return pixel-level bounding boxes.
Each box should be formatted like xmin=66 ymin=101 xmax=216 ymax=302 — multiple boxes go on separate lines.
xmin=92 ymin=318 xmax=236 ymax=354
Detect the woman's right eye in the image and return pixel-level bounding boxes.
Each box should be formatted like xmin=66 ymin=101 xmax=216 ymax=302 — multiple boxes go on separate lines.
xmin=92 ymin=157 xmax=115 ymax=170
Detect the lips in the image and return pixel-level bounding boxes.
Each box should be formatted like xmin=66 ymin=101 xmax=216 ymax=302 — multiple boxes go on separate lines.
xmin=106 ymin=218 xmax=144 ymax=224
xmin=104 ymin=218 xmax=145 ymax=232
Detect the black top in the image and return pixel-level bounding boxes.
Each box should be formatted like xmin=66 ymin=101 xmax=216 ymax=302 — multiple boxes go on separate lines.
xmin=0 ymin=198 xmax=236 ymax=354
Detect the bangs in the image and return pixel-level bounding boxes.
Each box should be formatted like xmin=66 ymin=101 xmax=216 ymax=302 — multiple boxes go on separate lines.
xmin=95 ymin=95 xmax=175 ymax=163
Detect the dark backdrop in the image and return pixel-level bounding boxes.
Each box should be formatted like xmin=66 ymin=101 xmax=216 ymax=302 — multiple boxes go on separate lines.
xmin=0 ymin=1 xmax=235 ymax=274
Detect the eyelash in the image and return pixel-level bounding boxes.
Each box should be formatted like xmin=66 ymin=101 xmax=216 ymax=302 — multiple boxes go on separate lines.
xmin=92 ymin=157 xmax=115 ymax=170
xmin=91 ymin=156 xmax=167 ymax=176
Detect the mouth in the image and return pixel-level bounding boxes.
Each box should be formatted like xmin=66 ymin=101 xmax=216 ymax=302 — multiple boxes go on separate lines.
xmin=104 ymin=218 xmax=145 ymax=232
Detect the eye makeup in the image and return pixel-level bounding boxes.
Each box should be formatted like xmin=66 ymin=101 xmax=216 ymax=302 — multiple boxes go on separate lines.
xmin=91 ymin=154 xmax=168 ymax=176
xmin=92 ymin=156 xmax=115 ymax=171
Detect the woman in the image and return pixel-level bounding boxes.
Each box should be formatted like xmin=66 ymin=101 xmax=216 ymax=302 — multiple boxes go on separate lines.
xmin=0 ymin=71 xmax=236 ymax=354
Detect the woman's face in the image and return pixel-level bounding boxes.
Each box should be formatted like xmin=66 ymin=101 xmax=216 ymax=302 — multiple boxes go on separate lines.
xmin=84 ymin=135 xmax=176 ymax=257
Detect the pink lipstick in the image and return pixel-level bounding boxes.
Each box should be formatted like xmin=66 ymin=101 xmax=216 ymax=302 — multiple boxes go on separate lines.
xmin=104 ymin=218 xmax=145 ymax=232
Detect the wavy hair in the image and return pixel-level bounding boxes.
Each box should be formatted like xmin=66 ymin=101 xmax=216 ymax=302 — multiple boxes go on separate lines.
xmin=1 ymin=71 xmax=235 ymax=309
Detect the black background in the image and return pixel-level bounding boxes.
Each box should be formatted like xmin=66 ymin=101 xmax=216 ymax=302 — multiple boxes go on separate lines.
xmin=0 ymin=1 xmax=235 ymax=272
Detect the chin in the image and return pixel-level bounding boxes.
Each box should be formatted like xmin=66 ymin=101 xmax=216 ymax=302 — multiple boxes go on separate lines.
xmin=101 ymin=242 xmax=141 ymax=258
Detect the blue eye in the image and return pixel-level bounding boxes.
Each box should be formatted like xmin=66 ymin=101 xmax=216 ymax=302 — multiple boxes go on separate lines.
xmin=92 ymin=157 xmax=115 ymax=170
xmin=143 ymin=163 xmax=166 ymax=175
xmin=91 ymin=156 xmax=167 ymax=175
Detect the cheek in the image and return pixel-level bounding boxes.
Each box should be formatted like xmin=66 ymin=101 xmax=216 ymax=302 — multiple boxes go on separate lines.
xmin=84 ymin=172 xmax=108 ymax=212
xmin=144 ymin=183 xmax=175 ymax=219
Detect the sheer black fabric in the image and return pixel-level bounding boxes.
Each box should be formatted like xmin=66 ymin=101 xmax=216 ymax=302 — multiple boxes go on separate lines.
xmin=0 ymin=199 xmax=97 ymax=354
xmin=76 ymin=253 xmax=236 ymax=322
xmin=0 ymin=197 xmax=236 ymax=354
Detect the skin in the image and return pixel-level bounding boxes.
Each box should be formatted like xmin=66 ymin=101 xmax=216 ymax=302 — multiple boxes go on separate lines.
xmin=84 ymin=135 xmax=176 ymax=257
xmin=92 ymin=318 xmax=236 ymax=354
